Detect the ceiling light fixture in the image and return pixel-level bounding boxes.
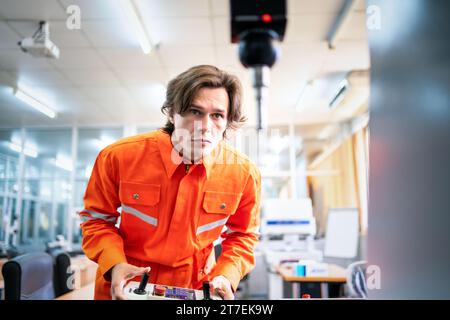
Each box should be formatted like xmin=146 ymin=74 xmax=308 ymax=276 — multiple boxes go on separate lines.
xmin=119 ymin=0 xmax=152 ymax=54
xmin=14 ymin=88 xmax=56 ymax=119
xmin=9 ymin=142 xmax=38 ymax=158
xmin=55 ymin=155 xmax=73 ymax=172
xmin=329 ymin=79 xmax=349 ymax=109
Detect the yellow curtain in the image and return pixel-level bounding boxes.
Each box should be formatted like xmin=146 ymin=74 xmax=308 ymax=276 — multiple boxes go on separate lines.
xmin=352 ymin=127 xmax=369 ymax=235
xmin=307 ymin=126 xmax=369 ymax=236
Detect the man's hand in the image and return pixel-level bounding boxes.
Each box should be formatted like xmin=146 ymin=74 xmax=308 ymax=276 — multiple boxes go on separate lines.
xmin=210 ymin=275 xmax=234 ymax=300
xmin=110 ymin=263 xmax=151 ymax=300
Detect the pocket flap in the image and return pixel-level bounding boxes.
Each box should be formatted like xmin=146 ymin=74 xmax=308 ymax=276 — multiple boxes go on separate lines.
xmin=203 ymin=191 xmax=242 ymax=215
xmin=119 ymin=181 xmax=160 ymax=206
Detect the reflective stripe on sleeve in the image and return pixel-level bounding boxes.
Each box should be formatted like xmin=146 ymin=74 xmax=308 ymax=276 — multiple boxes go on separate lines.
xmin=121 ymin=204 xmax=158 ymax=227
xmin=196 ymin=217 xmax=229 ymax=235
xmin=80 ymin=209 xmax=117 ymax=223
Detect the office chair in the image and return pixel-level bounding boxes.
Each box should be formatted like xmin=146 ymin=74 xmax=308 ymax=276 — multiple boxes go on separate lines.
xmin=6 ymin=246 xmax=21 ymax=259
xmin=346 ymin=260 xmax=367 ymax=298
xmin=2 ymin=252 xmax=55 ymax=300
xmin=47 ymin=248 xmax=74 ymax=297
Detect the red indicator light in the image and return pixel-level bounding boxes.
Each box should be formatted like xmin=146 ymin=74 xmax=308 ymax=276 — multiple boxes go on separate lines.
xmin=261 ymin=13 xmax=272 ymax=23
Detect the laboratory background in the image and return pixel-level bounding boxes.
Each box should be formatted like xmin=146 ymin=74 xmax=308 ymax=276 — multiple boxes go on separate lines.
xmin=0 ymin=0 xmax=449 ymax=300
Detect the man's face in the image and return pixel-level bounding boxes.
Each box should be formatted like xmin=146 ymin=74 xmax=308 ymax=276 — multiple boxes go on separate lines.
xmin=171 ymin=87 xmax=229 ymax=163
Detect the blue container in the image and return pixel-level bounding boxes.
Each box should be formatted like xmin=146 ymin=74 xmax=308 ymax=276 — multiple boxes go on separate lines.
xmin=295 ymin=264 xmax=306 ymax=276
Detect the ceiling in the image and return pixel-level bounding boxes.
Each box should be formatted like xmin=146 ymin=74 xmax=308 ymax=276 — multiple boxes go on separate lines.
xmin=0 ymin=0 xmax=370 ymax=137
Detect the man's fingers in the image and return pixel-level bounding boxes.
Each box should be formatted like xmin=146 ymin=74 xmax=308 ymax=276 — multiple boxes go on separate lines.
xmin=210 ymin=278 xmax=226 ymax=292
xmin=111 ymin=265 xmax=151 ymax=300
xmin=111 ymin=280 xmax=127 ymax=300
xmin=217 ymin=287 xmax=234 ymax=300
xmin=132 ymin=266 xmax=151 ymax=276
xmin=214 ymin=287 xmax=226 ymax=299
xmin=141 ymin=266 xmax=152 ymax=274
xmin=210 ymin=278 xmax=234 ymax=300
xmin=125 ymin=266 xmax=151 ymax=281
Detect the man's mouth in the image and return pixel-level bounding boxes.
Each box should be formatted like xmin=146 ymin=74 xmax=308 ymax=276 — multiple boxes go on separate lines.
xmin=192 ymin=139 xmax=212 ymax=144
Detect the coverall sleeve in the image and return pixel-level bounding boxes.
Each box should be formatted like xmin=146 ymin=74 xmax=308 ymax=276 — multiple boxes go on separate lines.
xmin=210 ymin=165 xmax=261 ymax=292
xmin=80 ymin=147 xmax=127 ymax=279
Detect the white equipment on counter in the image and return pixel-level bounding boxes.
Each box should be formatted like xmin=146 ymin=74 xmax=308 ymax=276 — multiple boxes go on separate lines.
xmin=260 ymin=198 xmax=320 ymax=258
xmin=261 ymin=198 xmax=316 ymax=236
xmin=259 ymin=198 xmax=323 ymax=299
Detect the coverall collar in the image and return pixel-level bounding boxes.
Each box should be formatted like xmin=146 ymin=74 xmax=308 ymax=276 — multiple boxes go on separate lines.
xmin=157 ymin=129 xmax=221 ymax=179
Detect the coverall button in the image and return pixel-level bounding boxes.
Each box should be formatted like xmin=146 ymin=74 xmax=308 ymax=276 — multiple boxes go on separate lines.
xmin=133 ymin=193 xmax=139 ymax=200
xmin=220 ymin=203 xmax=226 ymax=209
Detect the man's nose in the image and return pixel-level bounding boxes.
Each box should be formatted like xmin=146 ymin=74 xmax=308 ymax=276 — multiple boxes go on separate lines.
xmin=200 ymin=115 xmax=212 ymax=133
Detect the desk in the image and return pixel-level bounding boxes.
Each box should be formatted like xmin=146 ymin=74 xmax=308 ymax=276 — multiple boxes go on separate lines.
xmin=56 ymin=282 xmax=95 ymax=300
xmin=69 ymin=255 xmax=97 ymax=288
xmin=277 ymin=263 xmax=347 ymax=298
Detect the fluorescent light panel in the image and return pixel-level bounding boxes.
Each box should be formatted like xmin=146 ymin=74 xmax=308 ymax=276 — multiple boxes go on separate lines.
xmin=14 ymin=89 xmax=56 ymax=119
xmin=119 ymin=0 xmax=152 ymax=54
xmin=9 ymin=142 xmax=38 ymax=158
xmin=329 ymin=79 xmax=349 ymax=109
xmin=55 ymin=155 xmax=73 ymax=172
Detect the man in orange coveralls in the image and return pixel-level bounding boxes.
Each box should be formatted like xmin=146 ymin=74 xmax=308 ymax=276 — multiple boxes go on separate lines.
xmin=80 ymin=65 xmax=261 ymax=300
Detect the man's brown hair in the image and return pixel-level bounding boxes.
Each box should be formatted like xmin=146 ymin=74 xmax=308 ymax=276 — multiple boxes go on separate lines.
xmin=161 ymin=65 xmax=246 ymax=136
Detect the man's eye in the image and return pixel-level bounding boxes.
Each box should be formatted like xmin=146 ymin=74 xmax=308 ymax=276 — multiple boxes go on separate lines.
xmin=191 ymin=109 xmax=201 ymax=115
xmin=212 ymin=113 xmax=224 ymax=119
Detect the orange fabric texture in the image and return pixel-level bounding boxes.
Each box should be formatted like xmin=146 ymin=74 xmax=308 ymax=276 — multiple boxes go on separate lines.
xmin=80 ymin=129 xmax=261 ymax=299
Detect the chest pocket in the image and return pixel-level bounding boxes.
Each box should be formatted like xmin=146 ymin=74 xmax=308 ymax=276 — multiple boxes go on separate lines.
xmin=119 ymin=181 xmax=160 ymax=242
xmin=196 ymin=191 xmax=242 ymax=246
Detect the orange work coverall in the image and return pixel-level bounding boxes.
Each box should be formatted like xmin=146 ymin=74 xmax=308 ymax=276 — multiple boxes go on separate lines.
xmin=80 ymin=129 xmax=261 ymax=299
